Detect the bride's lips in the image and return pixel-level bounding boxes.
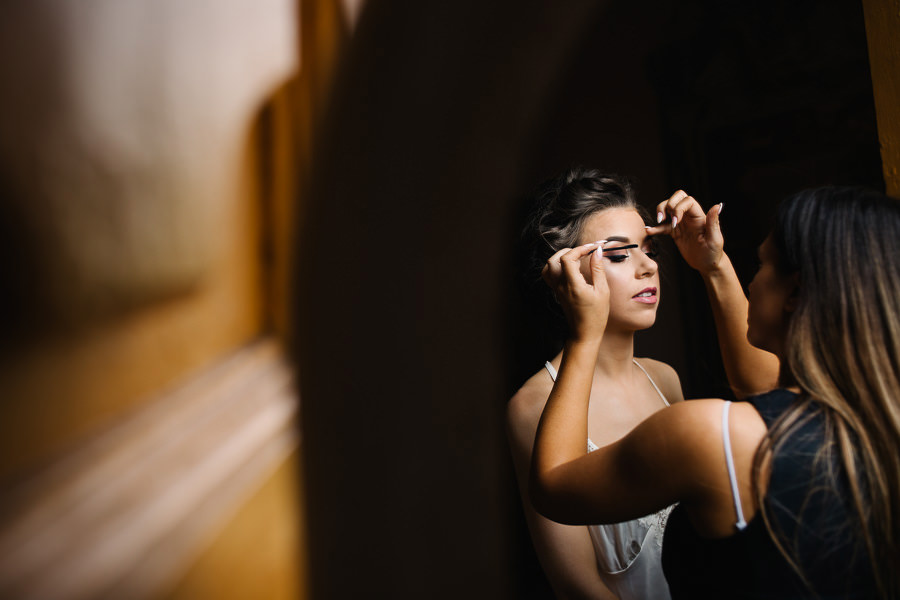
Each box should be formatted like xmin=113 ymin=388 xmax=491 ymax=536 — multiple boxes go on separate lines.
xmin=632 ymin=287 xmax=658 ymax=304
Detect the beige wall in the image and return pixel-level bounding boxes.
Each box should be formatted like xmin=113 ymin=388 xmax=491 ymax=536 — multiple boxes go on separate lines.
xmin=0 ymin=0 xmax=296 ymax=329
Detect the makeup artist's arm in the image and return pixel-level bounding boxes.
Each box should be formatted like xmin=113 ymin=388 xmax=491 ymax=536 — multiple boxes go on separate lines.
xmin=527 ymin=242 xmax=682 ymax=522
xmin=529 ymin=243 xmax=767 ymax=533
xmin=647 ymin=191 xmax=779 ymax=399
xmin=529 ymin=243 xmax=609 ymax=491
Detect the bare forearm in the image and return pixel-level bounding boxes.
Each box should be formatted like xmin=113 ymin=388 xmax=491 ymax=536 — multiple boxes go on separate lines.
xmin=531 ymin=339 xmax=599 ymax=503
xmin=702 ymin=254 xmax=779 ymax=397
xmin=524 ymin=509 xmax=619 ymax=600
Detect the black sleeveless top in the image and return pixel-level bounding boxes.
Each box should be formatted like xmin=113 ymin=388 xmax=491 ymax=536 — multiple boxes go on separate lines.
xmin=661 ymin=389 xmax=876 ymax=599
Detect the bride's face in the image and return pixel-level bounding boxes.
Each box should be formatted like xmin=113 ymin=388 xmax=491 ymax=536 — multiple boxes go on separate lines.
xmin=577 ymin=208 xmax=660 ymax=332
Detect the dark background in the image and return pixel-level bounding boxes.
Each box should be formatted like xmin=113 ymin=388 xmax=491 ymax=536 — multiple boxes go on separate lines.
xmin=296 ymin=0 xmax=883 ymax=597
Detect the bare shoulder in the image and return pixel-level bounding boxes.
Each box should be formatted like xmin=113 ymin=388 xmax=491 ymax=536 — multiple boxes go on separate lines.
xmin=634 ymin=357 xmax=684 ymax=403
xmin=633 ymin=399 xmax=722 ymax=446
xmin=726 ymin=400 xmax=769 ymax=450
xmin=507 ymin=369 xmax=556 ymax=473
xmin=507 ymin=368 xmax=555 ymax=449
xmin=639 ymin=399 xmax=765 ymax=447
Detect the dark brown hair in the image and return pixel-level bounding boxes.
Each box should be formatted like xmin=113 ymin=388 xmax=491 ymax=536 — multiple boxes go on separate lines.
xmin=518 ymin=168 xmax=641 ymax=340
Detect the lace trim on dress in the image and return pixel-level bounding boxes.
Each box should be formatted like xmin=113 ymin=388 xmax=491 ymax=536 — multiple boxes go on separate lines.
xmin=638 ymin=505 xmax=673 ymax=550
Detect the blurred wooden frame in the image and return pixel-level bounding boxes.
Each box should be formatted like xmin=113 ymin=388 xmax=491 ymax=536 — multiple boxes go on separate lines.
xmin=0 ymin=96 xmax=306 ymax=597
xmin=0 ymin=0 xmax=353 ymax=597
xmin=260 ymin=0 xmax=349 ymax=341
xmin=862 ymin=0 xmax=900 ymax=197
xmin=0 ymin=340 xmax=298 ymax=600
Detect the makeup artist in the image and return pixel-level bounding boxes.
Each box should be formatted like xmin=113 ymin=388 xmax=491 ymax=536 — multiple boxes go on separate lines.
xmin=530 ymin=186 xmax=898 ymax=599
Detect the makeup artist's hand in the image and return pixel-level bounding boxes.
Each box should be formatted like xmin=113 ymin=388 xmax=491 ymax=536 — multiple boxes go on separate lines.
xmin=645 ymin=190 xmax=725 ymax=274
xmin=542 ymin=242 xmax=609 ymax=343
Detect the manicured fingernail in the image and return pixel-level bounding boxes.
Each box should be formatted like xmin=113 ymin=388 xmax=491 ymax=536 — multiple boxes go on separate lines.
xmin=644 ymin=226 xmax=652 ymax=230
xmin=672 ymin=216 xmax=678 ymax=229
xmin=717 ymin=202 xmax=724 ymax=215
xmin=657 ymin=212 xmax=664 ymax=223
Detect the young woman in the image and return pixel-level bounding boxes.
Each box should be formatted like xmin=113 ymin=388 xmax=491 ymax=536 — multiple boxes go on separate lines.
xmin=508 ymin=168 xmax=683 ymax=600
xmin=531 ymin=186 xmax=897 ymax=598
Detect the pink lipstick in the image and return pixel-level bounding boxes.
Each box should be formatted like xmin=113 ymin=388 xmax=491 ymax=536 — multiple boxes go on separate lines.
xmin=632 ymin=287 xmax=658 ymax=304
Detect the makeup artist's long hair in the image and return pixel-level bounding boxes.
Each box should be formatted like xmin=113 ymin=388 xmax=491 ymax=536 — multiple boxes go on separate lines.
xmin=755 ymin=186 xmax=900 ymax=598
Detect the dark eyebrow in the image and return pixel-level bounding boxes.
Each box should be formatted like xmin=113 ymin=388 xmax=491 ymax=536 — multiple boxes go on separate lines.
xmin=604 ymin=234 xmax=658 ymax=245
xmin=605 ymin=235 xmax=630 ymax=243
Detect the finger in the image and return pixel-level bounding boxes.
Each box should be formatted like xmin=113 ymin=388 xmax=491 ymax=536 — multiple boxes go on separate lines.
xmin=644 ymin=224 xmax=672 ymax=237
xmin=670 ymin=195 xmax=706 ymax=229
xmin=542 ymin=247 xmax=571 ymax=285
xmin=590 ymin=242 xmax=606 ymax=284
xmin=545 ymin=247 xmax=571 ymax=273
xmin=547 ymin=247 xmax=571 ymax=263
xmin=656 ymin=190 xmax=689 ymax=223
xmin=562 ymin=242 xmax=603 ymax=263
xmin=560 ymin=242 xmax=602 ymax=285
xmin=656 ymin=190 xmax=688 ymax=223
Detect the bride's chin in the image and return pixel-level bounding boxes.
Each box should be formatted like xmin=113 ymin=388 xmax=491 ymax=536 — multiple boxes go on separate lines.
xmin=610 ymin=316 xmax=658 ymax=333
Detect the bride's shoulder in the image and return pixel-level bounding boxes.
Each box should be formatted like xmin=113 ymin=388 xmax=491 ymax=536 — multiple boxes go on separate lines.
xmin=634 ymin=357 xmax=684 ymax=403
xmin=507 ymin=366 xmax=555 ymax=434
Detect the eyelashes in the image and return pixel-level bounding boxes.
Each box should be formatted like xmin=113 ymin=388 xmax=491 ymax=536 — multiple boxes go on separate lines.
xmin=604 ymin=242 xmax=659 ymax=263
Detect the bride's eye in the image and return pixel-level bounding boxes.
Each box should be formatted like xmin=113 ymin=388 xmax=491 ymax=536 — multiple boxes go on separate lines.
xmin=602 ymin=244 xmax=635 ymax=263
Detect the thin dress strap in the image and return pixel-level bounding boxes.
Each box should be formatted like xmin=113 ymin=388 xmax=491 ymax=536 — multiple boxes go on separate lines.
xmin=543 ymin=361 xmax=558 ymax=382
xmin=544 ymin=359 xmax=667 ymax=451
xmin=545 ymin=359 xmax=668 ymax=406
xmin=631 ymin=359 xmax=670 ymax=407
xmin=722 ymin=401 xmax=748 ymax=530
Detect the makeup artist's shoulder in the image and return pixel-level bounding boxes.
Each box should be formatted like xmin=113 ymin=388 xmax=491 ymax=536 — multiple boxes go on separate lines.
xmin=635 ymin=358 xmax=685 ymax=404
xmin=507 ymin=368 xmax=556 ymax=433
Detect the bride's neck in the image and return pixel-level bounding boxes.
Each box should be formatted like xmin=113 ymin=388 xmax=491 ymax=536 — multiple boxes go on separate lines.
xmin=592 ymin=328 xmax=635 ymax=377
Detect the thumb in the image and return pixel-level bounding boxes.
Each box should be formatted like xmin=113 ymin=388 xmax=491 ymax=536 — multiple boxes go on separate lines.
xmin=590 ymin=246 xmax=606 ymax=285
xmin=706 ymin=202 xmax=724 ymax=242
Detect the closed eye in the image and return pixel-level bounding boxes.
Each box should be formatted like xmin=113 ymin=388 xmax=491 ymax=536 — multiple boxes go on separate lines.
xmin=602 ymin=244 xmax=636 ymax=263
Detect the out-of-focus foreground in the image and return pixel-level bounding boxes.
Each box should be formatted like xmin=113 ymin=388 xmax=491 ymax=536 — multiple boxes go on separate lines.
xmin=0 ymin=1 xmax=352 ymax=598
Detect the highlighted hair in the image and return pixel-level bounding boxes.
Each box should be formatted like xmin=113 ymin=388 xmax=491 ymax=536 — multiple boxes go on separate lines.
xmin=754 ymin=186 xmax=900 ymax=598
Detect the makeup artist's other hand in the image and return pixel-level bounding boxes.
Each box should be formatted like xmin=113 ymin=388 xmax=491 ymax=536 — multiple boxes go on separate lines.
xmin=542 ymin=243 xmax=609 ymax=343
xmin=645 ymin=190 xmax=724 ymax=275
